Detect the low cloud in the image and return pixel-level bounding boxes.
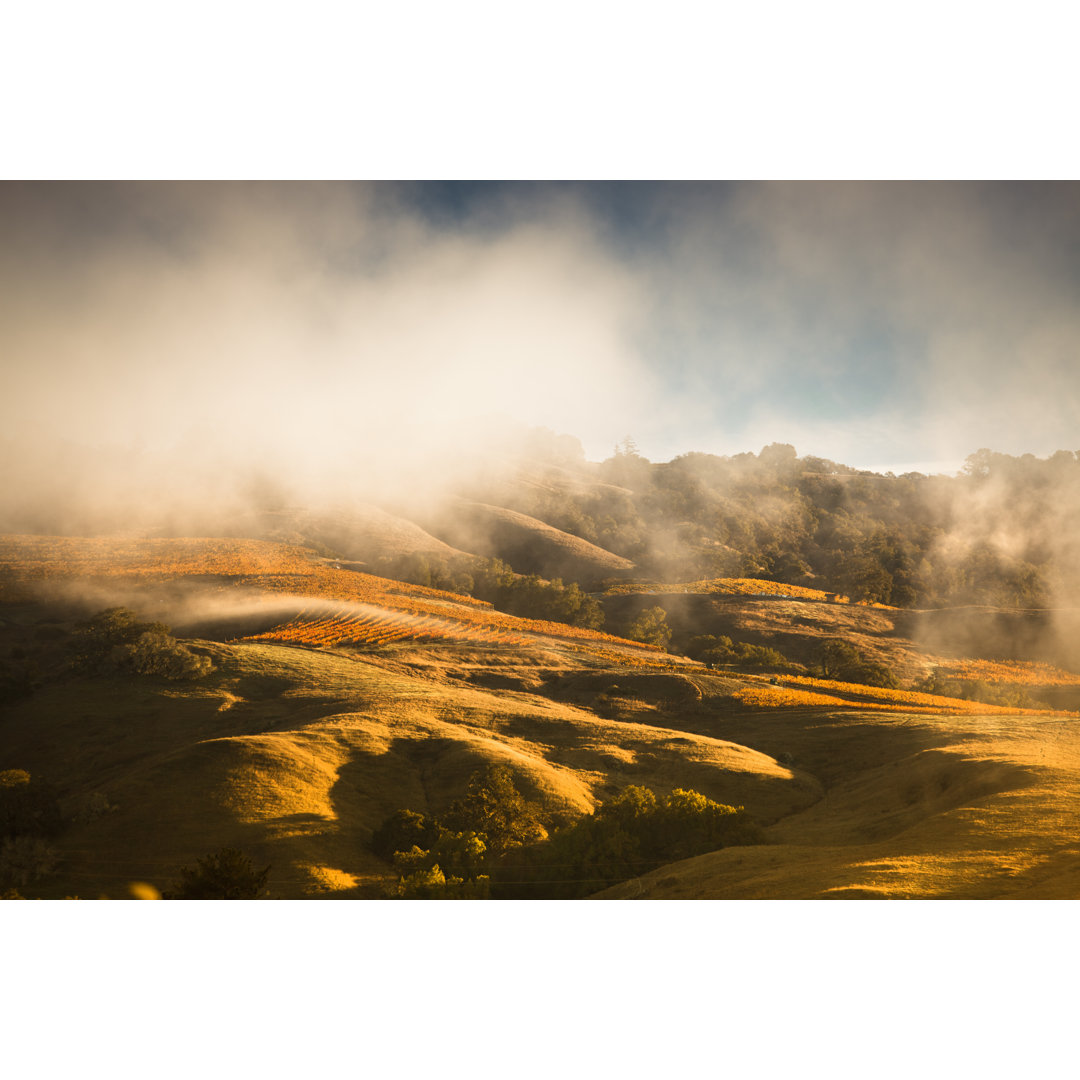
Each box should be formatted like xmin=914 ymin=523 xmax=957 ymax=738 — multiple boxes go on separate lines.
xmin=2 ymin=182 xmax=1078 ymax=532
xmin=0 ymin=182 xmax=653 ymax=527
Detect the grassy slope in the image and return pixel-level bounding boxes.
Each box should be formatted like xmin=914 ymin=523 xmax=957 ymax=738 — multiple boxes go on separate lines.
xmin=2 ymin=638 xmax=818 ymax=898
xmin=596 ymin=706 xmax=1080 ymax=899
xmin=420 ymin=500 xmax=635 ymax=583
xmin=4 ymin=533 xmax=1080 ymax=900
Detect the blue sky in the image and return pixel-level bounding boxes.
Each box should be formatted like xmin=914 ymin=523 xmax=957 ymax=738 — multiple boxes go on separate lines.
xmin=393 ymin=181 xmax=1080 ymax=472
xmin=2 ymin=181 xmax=1078 ymax=480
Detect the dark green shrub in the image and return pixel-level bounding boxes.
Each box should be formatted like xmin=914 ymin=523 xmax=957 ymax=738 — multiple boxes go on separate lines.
xmin=371 ymin=808 xmax=439 ymax=862
xmin=626 ymin=606 xmax=672 ymax=649
xmin=165 ymin=847 xmax=270 ymax=899
xmin=534 ymin=785 xmax=765 ymax=898
xmin=379 ymin=777 xmax=764 ymax=900
xmin=389 ymin=858 xmax=491 ymax=900
xmin=121 ymin=632 xmax=213 ymax=680
xmin=70 ymin=607 xmax=169 ymax=672
xmin=685 ymin=634 xmax=798 ymax=672
xmin=381 ymin=766 xmax=545 ymax=899
xmin=0 ymin=770 xmax=63 ymax=840
xmin=0 ymin=834 xmax=59 ymax=889
xmin=819 ymin=639 xmax=898 ymax=688
xmin=70 ymin=608 xmax=212 ymax=680
xmin=440 ymin=765 xmax=546 ymax=857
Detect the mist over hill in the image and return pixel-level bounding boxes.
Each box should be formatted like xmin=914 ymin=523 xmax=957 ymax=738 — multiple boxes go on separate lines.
xmin=5 ymin=431 xmax=1080 ymax=901
xmin=6 ymin=429 xmax=1079 ymax=615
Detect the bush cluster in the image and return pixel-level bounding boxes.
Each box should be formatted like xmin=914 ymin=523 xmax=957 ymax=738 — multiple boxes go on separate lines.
xmin=373 ymin=767 xmax=764 ymax=900
xmin=0 ymin=769 xmax=64 ymax=891
xmin=70 ymin=607 xmax=213 ymax=680
xmin=519 ymin=786 xmax=765 ymax=898
xmin=913 ymin=671 xmax=1043 ymax=709
xmin=819 ymin=639 xmax=898 ymax=688
xmin=164 ymin=847 xmax=270 ymax=899
xmin=375 ymin=765 xmax=546 ymax=899
xmin=377 ymin=555 xmax=605 ymax=630
xmin=684 ymin=633 xmax=799 ymax=672
xmin=624 ymin=606 xmax=672 ymax=649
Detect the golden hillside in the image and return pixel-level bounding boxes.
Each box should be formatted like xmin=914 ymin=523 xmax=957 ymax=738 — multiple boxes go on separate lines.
xmin=2 ymin=533 xmax=1079 ymax=899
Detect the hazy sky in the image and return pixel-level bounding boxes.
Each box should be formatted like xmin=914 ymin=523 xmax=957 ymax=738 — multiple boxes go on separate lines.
xmin=2 ymin=181 xmax=1078 ymax=480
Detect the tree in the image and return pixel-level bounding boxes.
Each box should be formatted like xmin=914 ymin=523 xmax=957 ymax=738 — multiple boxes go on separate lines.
xmin=165 ymin=847 xmax=270 ymax=899
xmin=123 ymin=632 xmax=213 ymax=680
xmin=819 ymin=639 xmax=898 ymax=688
xmin=371 ymin=809 xmax=439 ymax=862
xmin=0 ymin=769 xmax=63 ymax=840
xmin=70 ymin=607 xmax=212 ymax=680
xmin=536 ymin=786 xmax=764 ymax=897
xmin=626 ymin=606 xmax=672 ymax=650
xmin=70 ymin=607 xmax=170 ymax=669
xmin=0 ymin=835 xmax=58 ymax=889
xmin=441 ymin=765 xmax=546 ymax=857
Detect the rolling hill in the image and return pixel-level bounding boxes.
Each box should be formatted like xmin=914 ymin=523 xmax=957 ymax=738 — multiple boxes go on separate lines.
xmin=3 ymin=529 xmax=1079 ymax=899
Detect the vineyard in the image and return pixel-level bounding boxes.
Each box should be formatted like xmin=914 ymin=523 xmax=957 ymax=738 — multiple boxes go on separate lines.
xmin=0 ymin=534 xmax=663 ymax=656
xmin=606 ymin=577 xmax=854 ymax=603
xmin=242 ymin=606 xmax=531 ymax=649
xmin=6 ymin=533 xmax=1078 ymax=704
xmin=934 ymin=658 xmax=1080 ymax=687
xmin=0 ymin=535 xmax=498 ymax=609
xmin=750 ymin=674 xmax=1077 ymax=716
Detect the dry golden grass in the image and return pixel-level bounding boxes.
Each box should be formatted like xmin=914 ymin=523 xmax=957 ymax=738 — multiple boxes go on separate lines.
xmin=937 ymin=658 xmax=1080 ymax=687
xmin=777 ymin=675 xmax=1077 ymax=717
xmin=606 ymin=576 xmax=836 ymax=600
xmin=604 ymin=576 xmax=901 ymax=606
xmin=2 ymin=636 xmax=820 ymax=898
xmin=0 ymin=534 xmax=660 ymax=655
xmin=596 ymin=710 xmax=1080 ymax=899
xmin=5 ymin=532 xmax=1080 ymax=900
xmin=242 ymin=607 xmax=529 ymax=649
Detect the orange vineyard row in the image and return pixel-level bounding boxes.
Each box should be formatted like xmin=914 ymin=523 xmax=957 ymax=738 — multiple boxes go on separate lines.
xmin=243 ymin=608 xmax=529 ymax=649
xmin=0 ymin=535 xmax=660 ymax=654
xmin=772 ymin=674 xmax=1076 ymax=716
xmin=604 ymin=576 xmax=883 ymax=605
xmin=935 ymin=658 xmax=1080 ymax=687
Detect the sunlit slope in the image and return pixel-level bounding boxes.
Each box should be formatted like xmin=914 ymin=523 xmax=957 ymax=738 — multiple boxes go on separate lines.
xmin=2 ymin=640 xmax=819 ymax=898
xmin=241 ymin=505 xmax=475 ymax=564
xmin=0 ymin=534 xmax=654 ymax=656
xmin=595 ymin=708 xmax=1080 ymax=899
xmin=6 ymin=533 xmax=1080 ymax=900
xmin=419 ymin=500 xmax=635 ymax=584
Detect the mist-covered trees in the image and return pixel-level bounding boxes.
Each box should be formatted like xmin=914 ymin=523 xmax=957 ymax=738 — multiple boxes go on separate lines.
xmin=370 ymin=445 xmax=1080 ymax=612
xmin=378 ymin=554 xmax=605 ymax=629
xmin=493 ymin=444 xmax=1080 ymax=609
xmin=376 ymin=552 xmax=476 ymax=595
